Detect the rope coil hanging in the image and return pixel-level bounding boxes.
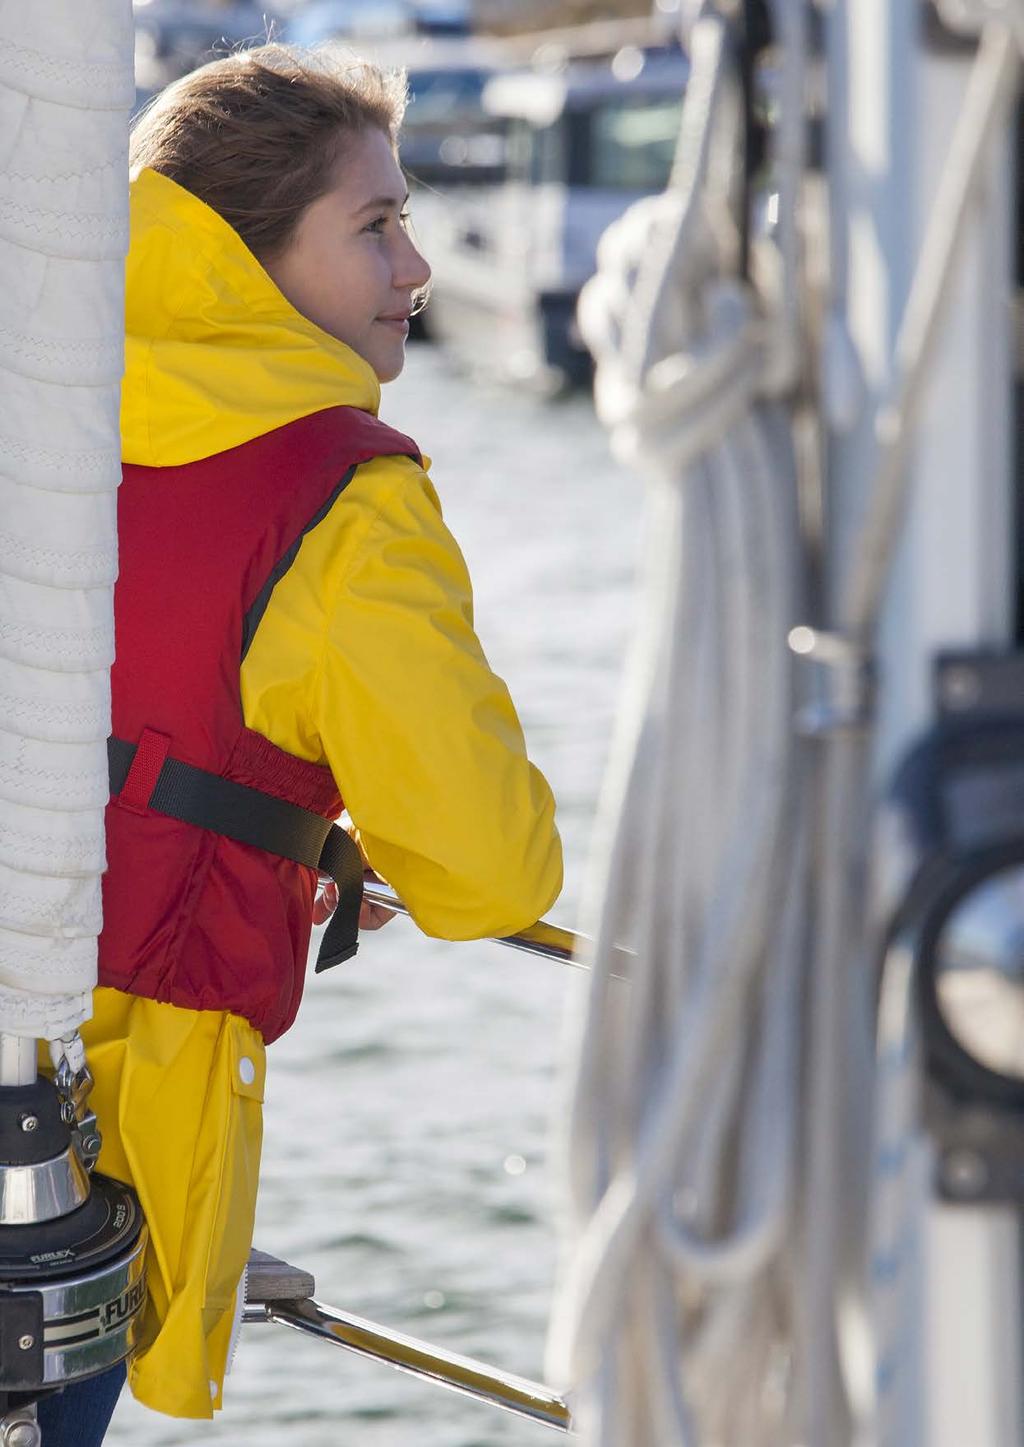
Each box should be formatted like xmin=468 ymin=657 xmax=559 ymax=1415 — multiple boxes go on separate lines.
xmin=545 ymin=9 xmax=810 ymax=1442
xmin=547 ymin=1 xmax=1024 ymax=1443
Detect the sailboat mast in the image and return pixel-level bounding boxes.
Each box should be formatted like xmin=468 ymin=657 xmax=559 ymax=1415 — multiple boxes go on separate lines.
xmin=0 ymin=7 xmax=145 ymax=1432
xmin=825 ymin=3 xmax=1020 ymax=1443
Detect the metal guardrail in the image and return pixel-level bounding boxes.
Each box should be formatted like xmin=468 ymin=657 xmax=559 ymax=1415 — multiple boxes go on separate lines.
xmin=261 ymin=889 xmax=629 ymax=1432
xmin=362 ymin=880 xmax=631 ymax=978
xmin=245 ymin=1251 xmax=572 ymax=1434
xmin=243 ymin=1296 xmax=572 ymax=1433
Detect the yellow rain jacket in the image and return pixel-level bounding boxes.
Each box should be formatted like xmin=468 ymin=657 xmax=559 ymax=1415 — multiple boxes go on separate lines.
xmin=86 ymin=167 xmax=562 ymax=1418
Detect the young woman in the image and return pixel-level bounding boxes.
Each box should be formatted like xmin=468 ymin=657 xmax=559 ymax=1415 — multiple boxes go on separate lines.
xmin=38 ymin=44 xmax=562 ymax=1445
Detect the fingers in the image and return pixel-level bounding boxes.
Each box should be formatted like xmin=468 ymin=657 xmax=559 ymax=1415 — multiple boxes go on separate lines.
xmin=358 ymin=866 xmax=395 ymax=929
xmin=358 ymin=900 xmax=397 ymax=931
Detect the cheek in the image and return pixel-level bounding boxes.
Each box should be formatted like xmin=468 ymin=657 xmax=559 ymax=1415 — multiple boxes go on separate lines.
xmin=269 ymin=226 xmax=392 ymax=351
xmin=311 ymin=253 xmax=376 ymax=340
xmin=335 ymin=245 xmax=386 ymax=306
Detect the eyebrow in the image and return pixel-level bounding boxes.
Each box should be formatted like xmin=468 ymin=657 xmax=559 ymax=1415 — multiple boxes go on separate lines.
xmin=354 ymin=193 xmax=410 ymax=215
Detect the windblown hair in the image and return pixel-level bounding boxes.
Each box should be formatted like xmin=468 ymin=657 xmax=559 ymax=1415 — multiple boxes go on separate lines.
xmin=130 ymin=44 xmax=409 ymax=260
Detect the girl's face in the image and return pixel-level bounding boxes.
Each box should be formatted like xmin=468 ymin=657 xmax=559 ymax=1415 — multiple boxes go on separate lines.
xmin=264 ymin=126 xmax=431 ymax=383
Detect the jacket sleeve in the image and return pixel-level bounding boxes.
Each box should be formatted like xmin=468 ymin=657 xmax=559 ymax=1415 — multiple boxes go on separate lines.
xmin=311 ymin=460 xmax=562 ymax=940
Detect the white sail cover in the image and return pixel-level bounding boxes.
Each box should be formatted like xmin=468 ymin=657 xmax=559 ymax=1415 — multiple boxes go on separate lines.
xmin=0 ymin=1 xmax=133 ymax=1038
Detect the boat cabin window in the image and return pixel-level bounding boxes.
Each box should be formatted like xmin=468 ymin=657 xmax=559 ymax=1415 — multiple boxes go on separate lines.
xmin=505 ymin=117 xmax=566 ymax=187
xmin=500 ymin=93 xmax=681 ymax=192
xmin=569 ymin=96 xmax=682 ymax=192
xmin=407 ymin=68 xmax=491 ymax=123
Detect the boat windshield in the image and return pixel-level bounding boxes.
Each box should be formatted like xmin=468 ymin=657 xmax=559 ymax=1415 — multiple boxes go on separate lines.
xmin=577 ymin=96 xmax=682 ymax=191
xmin=407 ymin=67 xmax=491 ymax=123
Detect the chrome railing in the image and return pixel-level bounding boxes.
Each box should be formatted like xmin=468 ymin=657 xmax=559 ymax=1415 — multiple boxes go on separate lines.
xmin=362 ymin=880 xmax=630 ymax=978
xmin=244 ymin=1294 xmax=571 ymax=1434
xmin=265 ymin=887 xmax=631 ymax=1433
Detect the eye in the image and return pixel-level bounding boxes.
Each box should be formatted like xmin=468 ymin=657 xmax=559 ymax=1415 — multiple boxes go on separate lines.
xmin=364 ymin=210 xmax=413 ymax=236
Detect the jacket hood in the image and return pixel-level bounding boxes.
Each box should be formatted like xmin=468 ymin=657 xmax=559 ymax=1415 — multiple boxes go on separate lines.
xmin=123 ymin=167 xmax=382 ymax=467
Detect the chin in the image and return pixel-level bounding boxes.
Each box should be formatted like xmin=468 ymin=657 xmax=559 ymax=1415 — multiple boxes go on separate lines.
xmin=373 ymin=352 xmax=406 ymax=385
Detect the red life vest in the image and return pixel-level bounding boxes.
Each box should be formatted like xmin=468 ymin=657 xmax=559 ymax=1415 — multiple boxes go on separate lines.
xmin=101 ymin=406 xmax=420 ymax=1044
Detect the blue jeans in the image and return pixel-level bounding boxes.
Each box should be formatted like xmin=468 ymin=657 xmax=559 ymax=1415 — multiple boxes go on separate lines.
xmin=35 ymin=1361 xmax=126 ymax=1447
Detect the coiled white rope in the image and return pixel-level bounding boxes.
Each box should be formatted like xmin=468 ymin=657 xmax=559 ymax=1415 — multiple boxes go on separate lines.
xmin=547 ymin=2 xmax=1023 ymax=1443
xmin=545 ymin=11 xmax=809 ymax=1443
xmin=0 ymin=2 xmax=133 ymax=1038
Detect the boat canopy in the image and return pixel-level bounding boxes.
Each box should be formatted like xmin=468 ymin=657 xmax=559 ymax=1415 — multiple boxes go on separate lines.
xmin=482 ymin=54 xmax=690 ymax=128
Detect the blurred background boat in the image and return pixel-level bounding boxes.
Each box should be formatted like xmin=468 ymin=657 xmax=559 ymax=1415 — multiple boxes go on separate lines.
xmin=408 ymin=46 xmax=688 ymax=390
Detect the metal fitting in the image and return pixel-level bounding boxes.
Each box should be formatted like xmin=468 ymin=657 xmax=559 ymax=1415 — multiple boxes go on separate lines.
xmin=942 ymin=1147 xmax=990 ymax=1198
xmin=2 ymin=1419 xmax=40 ymax=1447
xmin=939 ymin=662 xmax=983 ymax=711
xmin=79 ymin=1132 xmax=102 ymax=1163
xmin=17 ymin=1116 xmax=37 ymax=1134
xmin=72 ymin=1107 xmax=102 ymax=1173
xmin=52 ymin=1048 xmax=102 ymax=1171
xmin=788 ymin=626 xmax=875 ymax=735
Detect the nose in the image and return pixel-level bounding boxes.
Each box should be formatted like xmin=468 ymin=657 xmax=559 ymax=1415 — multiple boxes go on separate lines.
xmin=394 ymin=228 xmax=431 ymax=293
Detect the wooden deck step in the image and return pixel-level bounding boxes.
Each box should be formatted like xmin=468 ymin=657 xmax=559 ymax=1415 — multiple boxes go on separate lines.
xmin=246 ymin=1248 xmax=315 ymax=1303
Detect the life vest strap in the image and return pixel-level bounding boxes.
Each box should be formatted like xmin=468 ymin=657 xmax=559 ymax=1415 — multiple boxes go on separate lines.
xmin=108 ymin=736 xmax=362 ymax=972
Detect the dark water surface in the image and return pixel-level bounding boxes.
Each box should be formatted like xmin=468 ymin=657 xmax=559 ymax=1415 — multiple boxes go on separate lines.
xmin=108 ymin=345 xmax=642 ymax=1446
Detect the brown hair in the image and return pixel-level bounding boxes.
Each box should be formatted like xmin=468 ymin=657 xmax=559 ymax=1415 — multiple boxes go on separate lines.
xmin=130 ymin=44 xmax=408 ymax=261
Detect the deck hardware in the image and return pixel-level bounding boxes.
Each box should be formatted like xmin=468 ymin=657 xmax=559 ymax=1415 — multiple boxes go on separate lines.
xmin=787 ymin=625 xmax=874 ymax=735
xmin=0 ymin=1412 xmax=39 ymax=1447
xmin=942 ymin=1148 xmax=989 ymax=1198
xmin=360 ymin=881 xmax=631 ymax=981
xmin=880 ymin=651 xmax=1024 ymax=1205
xmin=0 ymin=1034 xmax=147 ymax=1434
xmin=246 ymin=1250 xmax=572 ymax=1432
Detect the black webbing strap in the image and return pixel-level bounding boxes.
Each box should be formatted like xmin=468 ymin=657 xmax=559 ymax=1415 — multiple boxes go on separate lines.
xmin=108 ymin=736 xmax=363 ymax=971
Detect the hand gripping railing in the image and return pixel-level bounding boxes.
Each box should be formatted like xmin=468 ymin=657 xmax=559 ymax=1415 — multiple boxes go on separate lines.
xmin=361 ymin=880 xmax=630 ymax=979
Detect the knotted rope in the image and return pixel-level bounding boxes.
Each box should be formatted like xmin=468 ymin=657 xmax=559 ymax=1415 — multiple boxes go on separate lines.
xmin=547 ymin=1 xmax=1023 ymax=1442
xmin=545 ymin=12 xmax=809 ymax=1443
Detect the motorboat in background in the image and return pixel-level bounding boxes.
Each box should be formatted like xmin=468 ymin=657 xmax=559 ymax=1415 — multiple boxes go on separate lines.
xmin=133 ymin=0 xmax=289 ymax=97
xmin=409 ymin=47 xmax=689 ymax=391
xmin=132 ymin=0 xmax=474 ymax=104
xmin=131 ymin=4 xmax=686 ymax=393
xmin=283 ymin=0 xmax=472 ymax=45
xmin=386 ymin=37 xmax=509 ymax=188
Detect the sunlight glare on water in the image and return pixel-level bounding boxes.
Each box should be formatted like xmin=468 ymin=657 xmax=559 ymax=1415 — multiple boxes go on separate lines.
xmin=108 ymin=345 xmax=642 ymax=1447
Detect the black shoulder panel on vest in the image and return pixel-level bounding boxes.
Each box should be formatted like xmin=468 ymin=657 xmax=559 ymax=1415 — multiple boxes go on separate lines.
xmin=240 ymin=464 xmax=358 ymax=662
